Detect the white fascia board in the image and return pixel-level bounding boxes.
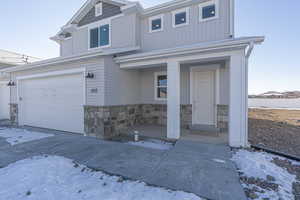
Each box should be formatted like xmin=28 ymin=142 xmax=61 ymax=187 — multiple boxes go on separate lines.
xmin=1 ymin=46 xmax=140 ymax=73
xmin=17 ymin=68 xmax=86 ymax=80
xmin=115 ymin=36 xmax=265 ymax=64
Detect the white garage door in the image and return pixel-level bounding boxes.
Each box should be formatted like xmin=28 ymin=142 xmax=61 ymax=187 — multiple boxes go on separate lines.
xmin=19 ymin=73 xmax=84 ymax=134
xmin=0 ymin=83 xmax=10 ymax=120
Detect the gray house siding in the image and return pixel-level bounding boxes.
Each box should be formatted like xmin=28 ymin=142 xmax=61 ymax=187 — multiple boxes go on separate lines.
xmin=78 ymin=2 xmax=122 ymax=27
xmin=60 ymin=13 xmax=139 ymax=56
xmin=141 ymin=0 xmax=231 ymax=51
xmin=138 ymin=63 xmax=229 ymax=105
xmin=10 ymin=57 xmax=105 ymax=106
xmin=104 ymin=56 xmax=140 ymax=106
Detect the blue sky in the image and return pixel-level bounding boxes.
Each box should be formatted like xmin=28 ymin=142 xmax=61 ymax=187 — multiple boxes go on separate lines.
xmin=0 ymin=0 xmax=299 ymax=94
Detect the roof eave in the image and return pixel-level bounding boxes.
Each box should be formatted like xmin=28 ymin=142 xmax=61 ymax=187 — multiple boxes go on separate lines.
xmin=115 ymin=36 xmax=265 ymax=64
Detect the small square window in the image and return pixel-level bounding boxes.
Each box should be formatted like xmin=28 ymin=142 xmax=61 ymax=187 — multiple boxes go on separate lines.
xmin=175 ymin=12 xmax=187 ymax=25
xmin=149 ymin=15 xmax=163 ymax=33
xmin=172 ymin=8 xmax=189 ymax=28
xmin=202 ymin=5 xmax=216 ymax=19
xmin=199 ymin=1 xmax=218 ymax=22
xmin=152 ymin=19 xmax=162 ymax=31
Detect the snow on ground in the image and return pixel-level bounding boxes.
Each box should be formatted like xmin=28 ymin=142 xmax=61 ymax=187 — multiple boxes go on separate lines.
xmin=232 ymin=149 xmax=299 ymax=200
xmin=127 ymin=139 xmax=173 ymax=150
xmin=0 ymin=128 xmax=53 ymax=145
xmin=0 ymin=156 xmax=203 ymax=200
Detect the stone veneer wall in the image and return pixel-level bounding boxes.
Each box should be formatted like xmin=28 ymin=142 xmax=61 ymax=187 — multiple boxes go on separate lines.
xmin=84 ymin=104 xmax=192 ymax=139
xmin=10 ymin=103 xmax=18 ymax=125
xmin=217 ymin=104 xmax=229 ymax=132
xmin=84 ymin=105 xmax=141 ymax=139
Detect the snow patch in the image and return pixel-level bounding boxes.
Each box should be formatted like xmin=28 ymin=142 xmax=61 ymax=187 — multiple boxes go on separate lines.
xmin=0 ymin=156 xmax=203 ymax=200
xmin=0 ymin=128 xmax=53 ymax=145
xmin=232 ymin=150 xmax=297 ymax=200
xmin=127 ymin=139 xmax=173 ymax=150
xmin=212 ymin=158 xmax=226 ymax=164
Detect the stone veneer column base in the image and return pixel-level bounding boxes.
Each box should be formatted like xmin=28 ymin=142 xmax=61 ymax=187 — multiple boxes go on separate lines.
xmin=217 ymin=104 xmax=229 ymax=132
xmin=10 ymin=103 xmax=18 ymax=125
xmin=84 ymin=104 xmax=192 ymax=139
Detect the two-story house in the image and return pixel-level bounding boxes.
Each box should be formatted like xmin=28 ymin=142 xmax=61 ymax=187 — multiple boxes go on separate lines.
xmin=1 ymin=0 xmax=264 ymax=147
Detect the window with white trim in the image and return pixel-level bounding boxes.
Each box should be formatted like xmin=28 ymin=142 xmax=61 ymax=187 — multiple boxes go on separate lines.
xmin=89 ymin=24 xmax=110 ymax=49
xmin=95 ymin=2 xmax=103 ymax=17
xmin=149 ymin=15 xmax=163 ymax=33
xmin=172 ymin=8 xmax=189 ymax=28
xmin=199 ymin=0 xmax=219 ymax=22
xmin=155 ymin=72 xmax=167 ymax=100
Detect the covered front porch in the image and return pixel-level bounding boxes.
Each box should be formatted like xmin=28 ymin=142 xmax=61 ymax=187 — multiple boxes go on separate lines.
xmin=114 ymin=37 xmax=264 ymax=147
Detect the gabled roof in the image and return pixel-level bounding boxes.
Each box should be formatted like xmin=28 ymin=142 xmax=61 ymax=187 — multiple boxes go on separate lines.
xmin=65 ymin=0 xmax=133 ymax=27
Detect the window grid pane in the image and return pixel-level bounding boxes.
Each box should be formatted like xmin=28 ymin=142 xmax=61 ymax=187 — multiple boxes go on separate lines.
xmin=100 ymin=24 xmax=109 ymax=46
xmin=157 ymin=75 xmax=167 ymax=86
xmin=90 ymin=28 xmax=99 ymax=49
xmin=157 ymin=88 xmax=167 ymax=99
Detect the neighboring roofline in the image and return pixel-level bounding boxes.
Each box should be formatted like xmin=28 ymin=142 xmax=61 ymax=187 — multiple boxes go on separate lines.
xmin=1 ymin=46 xmax=140 ymax=73
xmin=0 ymin=49 xmax=41 ymax=61
xmin=115 ymin=36 xmax=265 ymax=64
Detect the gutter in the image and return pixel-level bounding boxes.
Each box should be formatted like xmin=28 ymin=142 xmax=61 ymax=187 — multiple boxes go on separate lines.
xmin=115 ymin=37 xmax=265 ymax=64
xmin=244 ymin=41 xmax=255 ymax=147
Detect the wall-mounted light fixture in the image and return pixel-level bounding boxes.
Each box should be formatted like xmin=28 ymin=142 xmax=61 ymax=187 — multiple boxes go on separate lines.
xmin=85 ymin=72 xmax=95 ymax=79
xmin=7 ymin=81 xmax=15 ymax=87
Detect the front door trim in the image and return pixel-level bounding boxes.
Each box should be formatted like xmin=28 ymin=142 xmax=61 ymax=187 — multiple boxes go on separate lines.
xmin=190 ymin=65 xmax=219 ymax=126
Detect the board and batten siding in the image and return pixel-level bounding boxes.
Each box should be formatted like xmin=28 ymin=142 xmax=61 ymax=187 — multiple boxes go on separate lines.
xmin=139 ymin=64 xmax=229 ymax=105
xmin=60 ymin=13 xmax=139 ymax=57
xmin=10 ymin=57 xmax=105 ymax=106
xmin=141 ymin=0 xmax=231 ymax=52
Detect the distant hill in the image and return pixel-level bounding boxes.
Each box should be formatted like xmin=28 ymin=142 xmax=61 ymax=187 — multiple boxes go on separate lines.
xmin=249 ymin=91 xmax=300 ymax=99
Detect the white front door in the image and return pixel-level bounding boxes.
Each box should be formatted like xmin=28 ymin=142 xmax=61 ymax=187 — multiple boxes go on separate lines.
xmin=191 ymin=70 xmax=215 ymax=125
xmin=0 ymin=83 xmax=10 ymax=120
xmin=18 ymin=73 xmax=85 ymax=134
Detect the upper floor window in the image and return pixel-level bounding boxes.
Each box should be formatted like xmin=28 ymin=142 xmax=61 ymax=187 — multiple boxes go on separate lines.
xmin=172 ymin=8 xmax=189 ymax=28
xmin=89 ymin=24 xmax=110 ymax=49
xmin=154 ymin=72 xmax=167 ymax=100
xmin=149 ymin=15 xmax=164 ymax=33
xmin=95 ymin=2 xmax=103 ymax=17
xmin=199 ymin=0 xmax=219 ymax=22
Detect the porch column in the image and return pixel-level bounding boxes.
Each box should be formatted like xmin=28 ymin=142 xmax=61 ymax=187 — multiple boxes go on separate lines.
xmin=167 ymin=60 xmax=181 ymax=139
xmin=229 ymin=51 xmax=248 ymax=147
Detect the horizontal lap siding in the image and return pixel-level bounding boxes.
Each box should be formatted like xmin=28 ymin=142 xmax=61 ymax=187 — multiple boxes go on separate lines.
xmin=10 ymin=57 xmax=105 ymax=106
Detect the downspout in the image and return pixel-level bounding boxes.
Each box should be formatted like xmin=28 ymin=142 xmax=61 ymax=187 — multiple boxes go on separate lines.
xmin=229 ymin=0 xmax=235 ymax=38
xmin=245 ymin=42 xmax=254 ymax=147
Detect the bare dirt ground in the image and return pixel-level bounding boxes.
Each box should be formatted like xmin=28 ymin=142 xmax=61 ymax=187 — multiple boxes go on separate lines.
xmin=249 ymin=109 xmax=300 ymax=158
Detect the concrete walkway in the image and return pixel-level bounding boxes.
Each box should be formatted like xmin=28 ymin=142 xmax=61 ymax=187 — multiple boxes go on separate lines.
xmin=0 ymin=128 xmax=246 ymax=200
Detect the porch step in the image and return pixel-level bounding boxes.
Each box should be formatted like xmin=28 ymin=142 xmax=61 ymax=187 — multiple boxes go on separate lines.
xmin=189 ymin=124 xmax=220 ymax=133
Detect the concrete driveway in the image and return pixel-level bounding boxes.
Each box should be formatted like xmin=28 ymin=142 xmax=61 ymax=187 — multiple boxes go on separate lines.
xmin=0 ymin=127 xmax=246 ymax=200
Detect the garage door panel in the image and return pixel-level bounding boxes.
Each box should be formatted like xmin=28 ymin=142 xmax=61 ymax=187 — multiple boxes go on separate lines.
xmin=0 ymin=84 xmax=10 ymax=119
xmin=19 ymin=73 xmax=84 ymax=134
